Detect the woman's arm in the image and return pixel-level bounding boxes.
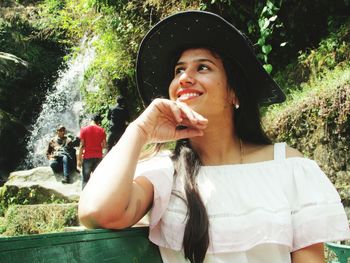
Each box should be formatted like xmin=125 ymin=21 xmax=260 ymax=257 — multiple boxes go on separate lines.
xmin=78 ymin=99 xmax=208 ymax=229
xmin=291 ymin=243 xmax=324 ymax=263
xmin=79 ymin=124 xmax=153 ymax=229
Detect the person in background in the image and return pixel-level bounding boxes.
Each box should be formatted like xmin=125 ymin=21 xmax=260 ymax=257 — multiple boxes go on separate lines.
xmin=107 ymin=95 xmax=130 ymax=152
xmin=78 ymin=113 xmax=106 ymax=189
xmin=47 ymin=125 xmax=78 ymax=184
xmin=78 ymin=11 xmax=350 ymax=263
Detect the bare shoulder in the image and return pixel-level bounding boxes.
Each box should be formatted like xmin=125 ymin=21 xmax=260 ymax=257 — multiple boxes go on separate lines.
xmin=244 ymin=143 xmax=274 ymax=163
xmin=285 ymin=145 xmax=304 ymax=158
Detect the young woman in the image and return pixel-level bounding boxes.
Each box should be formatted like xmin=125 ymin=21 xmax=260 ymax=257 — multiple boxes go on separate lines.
xmin=78 ymin=11 xmax=350 ymax=263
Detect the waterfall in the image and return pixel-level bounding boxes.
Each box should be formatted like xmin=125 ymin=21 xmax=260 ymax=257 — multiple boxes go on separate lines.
xmin=23 ymin=36 xmax=97 ymax=169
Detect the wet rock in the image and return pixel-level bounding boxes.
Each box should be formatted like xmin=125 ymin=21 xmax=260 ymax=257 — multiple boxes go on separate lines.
xmin=0 ymin=52 xmax=29 ymax=77
xmin=0 ymin=53 xmax=30 ymax=112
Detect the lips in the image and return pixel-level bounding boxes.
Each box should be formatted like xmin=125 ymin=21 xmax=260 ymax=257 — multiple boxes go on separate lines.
xmin=177 ymin=88 xmax=203 ymax=101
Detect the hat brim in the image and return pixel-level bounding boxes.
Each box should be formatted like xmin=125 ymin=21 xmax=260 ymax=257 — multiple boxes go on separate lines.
xmin=136 ymin=10 xmax=285 ymax=106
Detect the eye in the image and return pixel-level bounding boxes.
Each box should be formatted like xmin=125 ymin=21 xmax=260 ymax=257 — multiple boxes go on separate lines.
xmin=175 ymin=67 xmax=185 ymax=75
xmin=198 ymin=64 xmax=210 ymax=71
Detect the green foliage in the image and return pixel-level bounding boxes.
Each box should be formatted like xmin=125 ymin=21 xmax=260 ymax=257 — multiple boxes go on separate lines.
xmin=78 ymin=0 xmax=201 ymax=118
xmin=41 ymin=0 xmax=65 ymax=13
xmin=72 ymin=1 xmax=147 ymax=119
xmin=273 ymin=17 xmax=350 ymax=95
xmin=0 ymin=6 xmax=48 ymax=58
xmin=81 ymin=24 xmax=135 ymax=120
xmin=1 ymin=203 xmax=78 ymax=236
xmin=0 ymin=1 xmax=69 ymax=128
xmin=298 ymin=21 xmax=350 ymax=83
xmin=36 ymin=0 xmax=95 ymax=45
xmin=256 ymin=0 xmax=283 ymax=73
xmin=0 ymin=185 xmax=69 ymax=217
xmin=264 ymin=67 xmax=350 ymax=200
xmin=0 ymin=217 xmax=6 ymax=234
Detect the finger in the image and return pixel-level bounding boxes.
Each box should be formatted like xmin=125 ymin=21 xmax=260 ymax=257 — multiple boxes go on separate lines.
xmin=175 ymin=101 xmax=209 ymax=126
xmin=175 ymin=127 xmax=204 ymax=140
xmin=176 ymin=124 xmax=188 ymax=131
xmin=176 ymin=102 xmax=198 ymax=124
xmin=169 ymin=101 xmax=183 ymax=123
xmin=176 ymin=118 xmax=208 ymax=130
xmin=170 ymin=101 xmax=199 ymax=125
xmin=191 ymin=110 xmax=208 ymax=124
xmin=170 ymin=100 xmax=208 ymax=127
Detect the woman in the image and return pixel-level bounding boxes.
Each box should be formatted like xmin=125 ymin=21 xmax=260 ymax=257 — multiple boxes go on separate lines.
xmin=78 ymin=11 xmax=350 ymax=263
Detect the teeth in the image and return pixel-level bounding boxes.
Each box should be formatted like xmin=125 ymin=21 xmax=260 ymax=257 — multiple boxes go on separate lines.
xmin=179 ymin=93 xmax=200 ymax=99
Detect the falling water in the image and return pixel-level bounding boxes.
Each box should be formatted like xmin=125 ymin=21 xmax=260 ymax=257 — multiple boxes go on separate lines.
xmin=23 ymin=36 xmax=97 ymax=168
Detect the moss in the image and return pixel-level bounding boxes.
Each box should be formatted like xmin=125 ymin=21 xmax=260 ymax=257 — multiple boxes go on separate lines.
xmin=273 ymin=18 xmax=350 ymax=95
xmin=2 ymin=203 xmax=78 ymax=236
xmin=0 ymin=185 xmax=70 ymax=216
xmin=0 ymin=216 xmax=6 ymax=234
xmin=264 ymin=68 xmax=350 ymax=202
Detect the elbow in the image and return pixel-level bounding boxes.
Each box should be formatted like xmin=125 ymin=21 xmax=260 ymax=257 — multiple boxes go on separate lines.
xmin=78 ymin=201 xmax=130 ymax=230
xmin=78 ymin=204 xmax=100 ymax=229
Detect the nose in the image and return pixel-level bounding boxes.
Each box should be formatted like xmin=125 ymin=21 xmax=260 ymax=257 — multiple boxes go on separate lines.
xmin=179 ymin=70 xmax=194 ymax=88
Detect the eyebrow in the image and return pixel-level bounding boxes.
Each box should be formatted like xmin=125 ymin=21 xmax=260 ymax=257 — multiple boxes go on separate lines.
xmin=175 ymin=58 xmax=217 ymax=67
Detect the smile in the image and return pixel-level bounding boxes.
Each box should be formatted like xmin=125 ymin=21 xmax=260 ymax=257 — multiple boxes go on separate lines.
xmin=178 ymin=93 xmax=201 ymax=99
xmin=176 ymin=89 xmax=203 ymax=101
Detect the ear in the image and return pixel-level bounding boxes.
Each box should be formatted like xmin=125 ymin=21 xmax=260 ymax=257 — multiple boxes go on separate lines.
xmin=228 ymin=90 xmax=239 ymax=106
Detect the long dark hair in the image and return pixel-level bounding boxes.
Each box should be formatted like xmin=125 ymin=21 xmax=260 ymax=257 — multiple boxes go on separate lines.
xmin=169 ymin=47 xmax=271 ymax=262
xmin=171 ymin=139 xmax=208 ymax=263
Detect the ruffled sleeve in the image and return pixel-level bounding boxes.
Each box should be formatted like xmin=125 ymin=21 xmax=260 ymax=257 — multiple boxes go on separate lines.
xmin=287 ymin=158 xmax=350 ymax=251
xmin=134 ymin=152 xmax=174 ymax=230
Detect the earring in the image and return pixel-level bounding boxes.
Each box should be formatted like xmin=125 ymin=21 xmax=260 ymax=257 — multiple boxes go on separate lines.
xmin=235 ymin=104 xmax=240 ymax=109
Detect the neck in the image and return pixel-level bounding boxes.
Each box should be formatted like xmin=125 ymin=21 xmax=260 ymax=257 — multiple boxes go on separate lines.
xmin=189 ymin=118 xmax=241 ymax=165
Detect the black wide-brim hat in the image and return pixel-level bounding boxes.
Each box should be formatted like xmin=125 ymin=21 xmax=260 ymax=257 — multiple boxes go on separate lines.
xmin=136 ymin=10 xmax=285 ymax=106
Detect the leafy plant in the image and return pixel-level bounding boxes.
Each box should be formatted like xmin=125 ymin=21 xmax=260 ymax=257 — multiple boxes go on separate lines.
xmin=256 ymin=0 xmax=284 ymax=73
xmin=264 ymin=67 xmax=350 ymax=197
xmin=2 ymin=203 xmax=78 ymax=236
xmin=0 ymin=185 xmax=69 ymax=215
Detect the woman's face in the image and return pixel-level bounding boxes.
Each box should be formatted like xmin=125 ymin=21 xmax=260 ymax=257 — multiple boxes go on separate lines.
xmin=168 ymin=48 xmax=235 ymax=118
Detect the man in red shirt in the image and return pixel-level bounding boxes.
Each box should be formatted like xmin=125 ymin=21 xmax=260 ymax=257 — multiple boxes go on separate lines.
xmin=78 ymin=114 xmax=106 ymax=189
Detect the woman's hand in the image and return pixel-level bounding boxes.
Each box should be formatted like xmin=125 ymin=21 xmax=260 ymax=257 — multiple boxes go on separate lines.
xmin=133 ymin=98 xmax=208 ymax=143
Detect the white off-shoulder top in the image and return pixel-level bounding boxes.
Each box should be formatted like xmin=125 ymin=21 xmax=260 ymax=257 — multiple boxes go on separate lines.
xmin=135 ymin=143 xmax=350 ymax=263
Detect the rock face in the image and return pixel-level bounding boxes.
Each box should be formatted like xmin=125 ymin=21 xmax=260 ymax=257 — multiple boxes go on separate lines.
xmin=0 ymin=52 xmax=30 ymax=176
xmin=2 ymin=167 xmax=81 ymax=206
xmin=0 ymin=52 xmax=30 ymax=114
xmin=0 ymin=110 xmax=27 ymax=180
xmin=0 ymin=51 xmax=29 ymax=77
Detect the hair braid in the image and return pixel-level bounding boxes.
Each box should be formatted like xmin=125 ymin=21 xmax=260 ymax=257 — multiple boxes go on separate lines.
xmin=172 ymin=139 xmax=209 ymax=263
